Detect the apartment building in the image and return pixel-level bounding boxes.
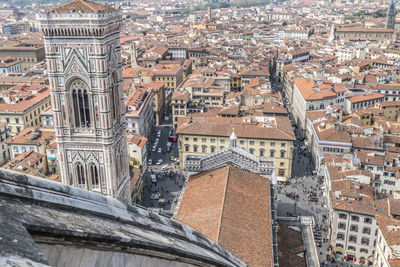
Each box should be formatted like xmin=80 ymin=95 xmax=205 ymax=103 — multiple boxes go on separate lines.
xmin=240 ymin=64 xmax=270 ymax=86
xmin=375 ymin=101 xmax=400 ymax=121
xmin=125 ymin=87 xmax=154 ymax=139
xmin=292 ymin=79 xmax=339 ymax=136
xmin=180 ymin=74 xmax=226 ymax=108
xmin=127 ymin=132 xmax=147 ymax=169
xmin=345 ymin=92 xmax=385 ymax=112
xmin=0 ymin=57 xmax=22 ymax=76
xmin=0 ymin=44 xmax=45 ymax=71
xmin=0 ymin=85 xmax=51 ymax=135
xmin=176 ymin=115 xmax=295 ymax=181
xmin=0 ymin=122 xmax=10 ymax=164
xmin=374 ymin=214 xmax=400 ymax=267
xmin=306 ymin=114 xmax=352 ymax=171
xmin=330 ymin=196 xmax=387 ymax=266
xmin=6 ymin=127 xmax=55 ymax=159
xmin=142 ymin=82 xmax=165 ymax=125
xmin=171 ymin=89 xmax=190 ymax=129
xmin=153 ymin=63 xmax=184 ymax=93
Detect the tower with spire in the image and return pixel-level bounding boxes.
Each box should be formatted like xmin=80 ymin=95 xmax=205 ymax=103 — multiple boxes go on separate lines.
xmin=386 ymin=0 xmax=397 ymax=29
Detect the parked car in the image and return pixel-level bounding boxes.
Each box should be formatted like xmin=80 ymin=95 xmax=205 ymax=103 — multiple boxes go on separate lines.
xmin=157 ymin=159 xmax=163 ymax=165
xmin=158 ymin=147 xmax=162 ymax=153
xmin=148 ymin=159 xmax=152 ymax=165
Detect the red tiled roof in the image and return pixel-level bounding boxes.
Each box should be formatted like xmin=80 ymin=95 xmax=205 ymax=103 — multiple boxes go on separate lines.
xmin=50 ymin=0 xmax=114 ymax=13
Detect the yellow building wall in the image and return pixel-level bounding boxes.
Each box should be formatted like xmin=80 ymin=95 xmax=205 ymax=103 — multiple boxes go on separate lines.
xmin=178 ymin=134 xmax=293 ymax=179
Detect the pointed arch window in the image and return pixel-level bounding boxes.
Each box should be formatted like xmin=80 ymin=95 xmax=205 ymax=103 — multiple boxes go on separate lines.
xmin=71 ymin=80 xmax=91 ymax=128
xmin=111 ymin=73 xmax=120 ymax=123
xmin=90 ymin=164 xmax=99 ymax=187
xmin=76 ymin=163 xmax=85 ymax=185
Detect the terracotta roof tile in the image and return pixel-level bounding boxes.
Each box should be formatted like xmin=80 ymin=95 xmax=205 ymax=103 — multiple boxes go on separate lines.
xmin=50 ymin=0 xmax=114 ymax=13
xmin=175 ymin=165 xmax=273 ymax=267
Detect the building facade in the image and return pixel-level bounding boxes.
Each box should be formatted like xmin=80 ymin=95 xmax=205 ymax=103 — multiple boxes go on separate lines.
xmin=37 ymin=0 xmax=131 ymax=202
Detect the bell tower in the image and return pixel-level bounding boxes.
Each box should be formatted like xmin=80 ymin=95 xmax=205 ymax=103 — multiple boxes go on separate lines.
xmin=37 ymin=0 xmax=131 ymax=202
xmin=386 ymin=0 xmax=397 ymax=29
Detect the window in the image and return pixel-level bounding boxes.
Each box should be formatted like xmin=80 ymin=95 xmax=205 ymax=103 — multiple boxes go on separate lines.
xmin=337 ymin=233 xmax=345 ymax=240
xmin=270 ymin=150 xmax=275 ymax=157
xmin=364 ymin=218 xmax=372 ymax=224
xmin=362 ymin=227 xmax=371 ymax=234
xmin=250 ymin=148 xmax=254 ymax=154
xmin=338 ymin=223 xmax=346 ymax=230
xmin=339 ymin=213 xmax=347 ymax=219
xmin=348 ymin=246 xmax=356 ymax=251
xmin=202 ymin=145 xmax=207 ymax=153
xmin=361 ymin=237 xmax=369 ymax=245
xmin=72 ymin=81 xmax=91 ymax=128
xmin=260 ymin=141 xmax=265 ymax=146
xmin=280 ymin=150 xmax=286 ymax=158
xmin=281 ymin=142 xmax=286 ymax=147
xmin=211 ymin=139 xmax=215 ymax=143
xmin=250 ymin=141 xmax=255 ymax=145
xmin=184 ymin=137 xmax=189 ymax=141
xmin=185 ymin=145 xmax=189 ymax=152
xmin=211 ymin=146 xmax=215 ymax=153
xmin=202 ymin=138 xmax=206 ymax=142
xmin=193 ymin=138 xmax=198 ymax=142
xmin=239 ymin=140 xmax=244 ymax=145
xmin=271 ymin=142 xmax=275 ymax=147
xmin=260 ymin=149 xmax=265 ymax=157
xmin=220 ymin=139 xmax=225 ymax=144
xmin=15 ymin=118 xmax=19 ymax=124
xmin=76 ymin=163 xmax=85 ymax=185
xmin=5 ymin=118 xmax=9 ymax=123
xmin=349 ymin=235 xmax=357 ymax=243
xmin=350 ymin=225 xmax=358 ymax=232
xmin=351 ymin=215 xmax=359 ymax=222
xmin=193 ymin=145 xmax=198 ymax=152
xmin=280 ymin=162 xmax=284 ymax=167
xmin=21 ymin=147 xmax=26 ymax=153
xmin=360 ymin=248 xmax=368 ymax=253
xmin=90 ymin=164 xmax=99 ymax=187
xmin=336 ymin=243 xmax=344 ymax=248
xmin=111 ymin=73 xmax=120 ymax=123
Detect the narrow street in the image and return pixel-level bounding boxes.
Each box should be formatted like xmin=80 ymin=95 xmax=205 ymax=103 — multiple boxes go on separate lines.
xmin=140 ymin=122 xmax=186 ymax=215
xmin=273 ymin=80 xmax=362 ymax=267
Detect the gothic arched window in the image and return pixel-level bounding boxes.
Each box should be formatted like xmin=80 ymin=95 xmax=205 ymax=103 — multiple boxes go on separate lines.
xmin=90 ymin=164 xmax=99 ymax=187
xmin=111 ymin=73 xmax=120 ymax=123
xmin=71 ymin=80 xmax=91 ymax=128
xmin=76 ymin=163 xmax=85 ymax=185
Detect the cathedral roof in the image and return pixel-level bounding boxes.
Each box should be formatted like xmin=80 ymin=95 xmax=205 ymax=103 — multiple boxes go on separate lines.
xmin=174 ymin=165 xmax=273 ymax=267
xmin=49 ymin=0 xmax=114 ymax=13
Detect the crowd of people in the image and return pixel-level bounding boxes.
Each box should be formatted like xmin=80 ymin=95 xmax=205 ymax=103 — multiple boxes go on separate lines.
xmin=142 ymin=166 xmax=186 ymax=209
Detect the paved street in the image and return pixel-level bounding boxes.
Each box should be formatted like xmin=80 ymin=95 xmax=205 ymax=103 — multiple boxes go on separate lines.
xmin=140 ymin=123 xmax=186 ymax=215
xmin=273 ymin=80 xmax=362 ymax=267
